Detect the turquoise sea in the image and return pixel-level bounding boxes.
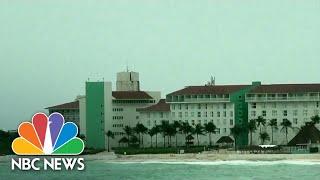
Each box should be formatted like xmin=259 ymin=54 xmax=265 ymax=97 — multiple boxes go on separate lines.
xmin=1 ymin=159 xmax=320 ymax=180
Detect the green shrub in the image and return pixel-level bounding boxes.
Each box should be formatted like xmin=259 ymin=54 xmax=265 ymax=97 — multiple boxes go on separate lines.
xmin=309 ymin=147 xmax=319 ymax=153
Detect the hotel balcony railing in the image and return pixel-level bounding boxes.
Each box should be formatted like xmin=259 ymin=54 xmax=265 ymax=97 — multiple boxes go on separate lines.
xmin=246 ymin=96 xmax=320 ymax=102
xmin=168 ymin=97 xmax=230 ymax=103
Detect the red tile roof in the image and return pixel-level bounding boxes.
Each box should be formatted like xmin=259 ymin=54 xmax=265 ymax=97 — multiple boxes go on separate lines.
xmin=112 ymin=91 xmax=153 ymax=99
xmin=250 ymin=84 xmax=320 ymax=93
xmin=167 ymin=85 xmax=248 ymax=96
xmin=46 ymin=101 xmax=79 ymax=110
xmin=137 ymin=99 xmax=170 ymax=112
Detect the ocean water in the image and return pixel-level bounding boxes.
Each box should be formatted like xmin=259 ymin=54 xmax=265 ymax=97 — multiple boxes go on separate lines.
xmin=1 ymin=159 xmax=320 ymax=180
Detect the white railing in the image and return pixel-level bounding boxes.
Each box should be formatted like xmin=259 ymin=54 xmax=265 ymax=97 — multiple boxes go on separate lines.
xmin=171 ymin=97 xmax=230 ymax=103
xmin=246 ymin=96 xmax=320 ymax=102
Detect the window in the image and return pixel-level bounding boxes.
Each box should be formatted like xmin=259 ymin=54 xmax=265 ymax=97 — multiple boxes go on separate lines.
xmin=230 ymin=119 xmax=234 ymax=126
xmin=317 ymin=102 xmax=319 ymax=108
xmin=223 ymin=128 xmax=227 ymax=133
xmin=191 ymin=120 xmax=195 ymax=126
xmin=210 ymin=111 xmax=214 ymax=117
xmin=271 ymin=103 xmax=276 ymax=108
xmin=160 ymin=112 xmax=164 ymax=118
xmin=198 ymin=104 xmax=201 ymax=109
xmin=205 ymin=104 xmax=208 ymax=109
xmin=261 ymin=103 xmax=266 ymax=108
xmin=303 ymin=110 xmax=308 ymax=116
xmin=172 ymin=112 xmax=175 ymax=117
xmin=217 ymin=111 xmax=221 ymax=117
xmin=283 ymin=110 xmax=288 ymax=116
xmin=186 ymin=104 xmax=189 ymax=110
xmin=172 ymin=105 xmax=175 ymax=110
xmin=217 ymin=119 xmax=220 ymax=125
xmin=223 ymin=103 xmax=227 ymax=109
xmin=251 ymin=111 xmax=256 ymax=117
xmin=197 ymin=112 xmax=201 ymax=117
xmin=178 ymin=104 xmax=182 ymax=110
xmin=216 ymin=128 xmax=220 ymax=134
xmin=293 ymin=110 xmax=298 ymax=116
xmin=178 ymin=112 xmax=182 ymax=118
xmin=230 ymin=111 xmax=233 ymax=117
xmin=252 ymin=103 xmax=256 ymax=109
xmin=185 ymin=112 xmax=188 ymax=117
xmin=272 ymin=110 xmax=277 ymax=117
xmin=204 ymin=119 xmax=208 ymax=124
xmin=136 ymin=116 xmax=139 ymax=119
xmin=204 ymin=112 xmax=208 ymax=117
xmin=293 ymin=118 xmax=298 ymax=124
xmin=223 ymin=111 xmax=227 ymax=117
xmin=262 ymin=110 xmax=266 ymax=117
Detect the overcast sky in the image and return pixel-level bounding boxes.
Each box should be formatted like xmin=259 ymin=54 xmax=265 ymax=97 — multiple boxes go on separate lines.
xmin=1 ymin=1 xmax=320 ymax=130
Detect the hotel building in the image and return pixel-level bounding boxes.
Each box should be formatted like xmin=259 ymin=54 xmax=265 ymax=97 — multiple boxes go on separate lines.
xmin=81 ymin=71 xmax=161 ymax=149
xmin=47 ymin=71 xmax=320 ymax=149
xmin=246 ymin=84 xmax=320 ymax=145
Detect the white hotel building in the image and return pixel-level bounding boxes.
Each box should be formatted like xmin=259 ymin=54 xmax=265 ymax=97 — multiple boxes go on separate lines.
xmin=48 ymin=71 xmax=320 ymax=149
xmin=246 ymin=84 xmax=320 ymax=145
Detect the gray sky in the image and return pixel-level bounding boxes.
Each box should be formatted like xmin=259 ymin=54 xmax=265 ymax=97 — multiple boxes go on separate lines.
xmin=1 ymin=1 xmax=320 ymax=130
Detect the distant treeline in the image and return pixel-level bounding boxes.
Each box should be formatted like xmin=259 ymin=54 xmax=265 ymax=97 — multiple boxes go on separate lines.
xmin=0 ymin=130 xmax=18 ymax=155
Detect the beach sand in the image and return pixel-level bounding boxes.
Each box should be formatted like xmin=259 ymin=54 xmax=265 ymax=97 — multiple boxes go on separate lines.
xmin=82 ymin=151 xmax=320 ymax=163
xmin=2 ymin=151 xmax=320 ymax=163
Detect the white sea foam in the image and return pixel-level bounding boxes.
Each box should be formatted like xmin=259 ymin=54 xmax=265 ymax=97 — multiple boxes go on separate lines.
xmin=109 ymin=160 xmax=320 ymax=166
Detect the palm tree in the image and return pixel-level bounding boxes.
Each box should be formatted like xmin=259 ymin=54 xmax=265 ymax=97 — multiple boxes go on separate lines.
xmin=180 ymin=122 xmax=193 ymax=146
xmin=256 ymin=116 xmax=266 ymax=134
xmin=140 ymin=124 xmax=148 ymax=147
xmin=173 ymin=121 xmax=182 ymax=147
xmin=311 ymin=115 xmax=320 ymax=125
xmin=123 ymin=126 xmax=132 ymax=147
xmin=194 ymin=124 xmax=205 ymax=146
xmin=154 ymin=125 xmax=161 ymax=148
xmin=204 ymin=122 xmax=217 ymax=147
xmin=268 ymin=119 xmax=278 ymax=144
xmin=231 ymin=125 xmax=243 ymax=150
xmin=248 ymin=119 xmax=257 ymax=146
xmin=134 ymin=123 xmax=148 ymax=147
xmin=160 ymin=121 xmax=169 ymax=147
xmin=280 ymin=119 xmax=293 ymax=144
xmin=166 ymin=123 xmax=177 ymax=147
xmin=259 ymin=132 xmax=270 ymax=145
xmin=148 ymin=128 xmax=156 ymax=148
xmin=105 ymin=130 xmax=114 ymax=152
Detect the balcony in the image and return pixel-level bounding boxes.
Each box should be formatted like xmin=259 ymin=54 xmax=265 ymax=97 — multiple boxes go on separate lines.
xmin=167 ymin=97 xmax=230 ymax=103
xmin=246 ymin=94 xmax=320 ymax=102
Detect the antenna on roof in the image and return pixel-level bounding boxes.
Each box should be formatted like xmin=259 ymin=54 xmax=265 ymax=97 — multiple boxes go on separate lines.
xmin=206 ymin=76 xmax=215 ymax=86
xmin=126 ymin=60 xmax=129 ymax=72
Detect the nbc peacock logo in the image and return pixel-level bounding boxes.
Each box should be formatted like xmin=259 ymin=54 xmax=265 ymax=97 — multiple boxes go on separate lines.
xmin=12 ymin=112 xmax=84 ymax=155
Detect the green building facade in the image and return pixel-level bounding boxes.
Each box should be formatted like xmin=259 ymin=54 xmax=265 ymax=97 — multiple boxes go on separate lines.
xmin=85 ymin=82 xmax=105 ymax=149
